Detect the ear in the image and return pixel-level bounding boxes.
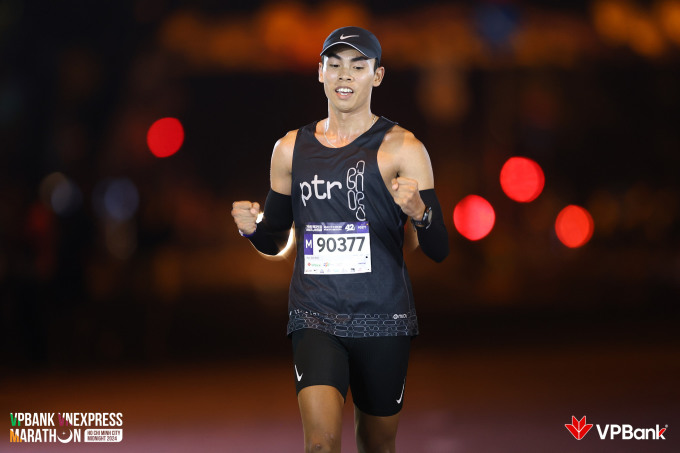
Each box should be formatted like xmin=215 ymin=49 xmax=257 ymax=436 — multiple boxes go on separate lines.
xmin=318 ymin=61 xmax=324 ymax=84
xmin=373 ymin=66 xmax=385 ymax=87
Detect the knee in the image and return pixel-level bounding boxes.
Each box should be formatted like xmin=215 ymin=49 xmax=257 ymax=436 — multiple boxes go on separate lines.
xmin=305 ymin=432 xmax=339 ymax=453
xmin=306 ymin=442 xmax=331 ymax=453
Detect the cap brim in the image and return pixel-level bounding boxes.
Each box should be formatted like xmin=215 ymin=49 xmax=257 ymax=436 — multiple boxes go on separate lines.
xmin=320 ymin=42 xmax=376 ymax=59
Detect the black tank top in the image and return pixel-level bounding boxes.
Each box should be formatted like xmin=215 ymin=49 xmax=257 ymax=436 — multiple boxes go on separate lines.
xmin=287 ymin=117 xmax=418 ymax=338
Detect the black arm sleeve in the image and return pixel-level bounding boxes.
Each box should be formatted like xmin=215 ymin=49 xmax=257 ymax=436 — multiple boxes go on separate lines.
xmin=415 ymin=189 xmax=449 ymax=263
xmin=246 ymin=189 xmax=293 ymax=256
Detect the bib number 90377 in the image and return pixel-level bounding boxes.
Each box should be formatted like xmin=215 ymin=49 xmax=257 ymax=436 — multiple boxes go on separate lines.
xmin=303 ymin=222 xmax=371 ymax=275
xmin=315 ymin=235 xmax=365 ymax=253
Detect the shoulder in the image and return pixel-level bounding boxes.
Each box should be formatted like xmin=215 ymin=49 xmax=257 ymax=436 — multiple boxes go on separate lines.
xmin=381 ymin=124 xmax=434 ymax=187
xmin=273 ymin=129 xmax=299 ymax=156
xmin=272 ymin=129 xmax=299 ymax=163
xmin=382 ymin=124 xmax=428 ymax=159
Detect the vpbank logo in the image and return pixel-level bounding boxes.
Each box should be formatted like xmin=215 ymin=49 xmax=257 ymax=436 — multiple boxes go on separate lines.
xmin=565 ymin=415 xmax=593 ymax=440
xmin=565 ymin=415 xmax=668 ymax=441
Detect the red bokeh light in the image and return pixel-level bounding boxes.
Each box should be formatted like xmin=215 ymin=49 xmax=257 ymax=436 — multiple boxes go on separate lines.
xmin=555 ymin=205 xmax=594 ymax=248
xmin=500 ymin=156 xmax=545 ymax=202
xmin=453 ymin=195 xmax=496 ymax=241
xmin=147 ymin=117 xmax=184 ymax=158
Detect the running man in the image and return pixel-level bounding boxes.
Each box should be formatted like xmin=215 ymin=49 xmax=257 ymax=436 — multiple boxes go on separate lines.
xmin=231 ymin=26 xmax=449 ymax=453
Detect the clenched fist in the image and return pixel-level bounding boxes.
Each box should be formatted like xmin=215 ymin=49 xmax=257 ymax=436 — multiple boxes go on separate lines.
xmin=231 ymin=201 xmax=260 ymax=235
xmin=391 ymin=177 xmax=426 ymax=219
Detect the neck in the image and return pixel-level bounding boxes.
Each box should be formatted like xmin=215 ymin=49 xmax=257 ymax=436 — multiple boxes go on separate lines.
xmin=324 ymin=108 xmax=376 ymax=147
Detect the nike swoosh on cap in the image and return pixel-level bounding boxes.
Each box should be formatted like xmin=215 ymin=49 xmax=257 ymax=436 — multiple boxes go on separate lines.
xmin=340 ymin=34 xmax=359 ymax=40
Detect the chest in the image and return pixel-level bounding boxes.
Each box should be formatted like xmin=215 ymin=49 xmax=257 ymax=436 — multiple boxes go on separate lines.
xmin=294 ymin=149 xmax=397 ymax=197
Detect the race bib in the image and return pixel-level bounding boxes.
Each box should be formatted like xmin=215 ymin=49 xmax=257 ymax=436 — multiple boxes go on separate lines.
xmin=303 ymin=222 xmax=371 ymax=274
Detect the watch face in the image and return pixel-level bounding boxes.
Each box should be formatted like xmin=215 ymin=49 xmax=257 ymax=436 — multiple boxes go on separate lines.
xmin=423 ymin=207 xmax=433 ymax=227
xmin=412 ymin=207 xmax=432 ymax=228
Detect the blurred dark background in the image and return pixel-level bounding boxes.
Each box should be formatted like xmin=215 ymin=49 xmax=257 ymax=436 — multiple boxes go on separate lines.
xmin=2 ymin=1 xmax=679 ymax=451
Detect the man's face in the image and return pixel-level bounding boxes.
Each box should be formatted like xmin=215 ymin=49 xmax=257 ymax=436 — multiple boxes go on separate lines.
xmin=318 ymin=46 xmax=384 ymax=113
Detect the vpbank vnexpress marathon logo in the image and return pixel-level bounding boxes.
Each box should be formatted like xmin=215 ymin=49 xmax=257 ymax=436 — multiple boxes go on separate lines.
xmin=565 ymin=415 xmax=667 ymax=441
xmin=9 ymin=412 xmax=123 ymax=444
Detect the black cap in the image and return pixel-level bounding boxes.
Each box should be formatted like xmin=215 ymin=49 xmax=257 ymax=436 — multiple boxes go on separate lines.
xmin=320 ymin=26 xmax=381 ymax=64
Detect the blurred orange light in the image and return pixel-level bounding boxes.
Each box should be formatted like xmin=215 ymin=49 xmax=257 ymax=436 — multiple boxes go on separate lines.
xmin=592 ymin=0 xmax=632 ymax=45
xmin=656 ymin=0 xmax=680 ymax=46
xmin=628 ymin=14 xmax=666 ymax=57
xmin=453 ymin=195 xmax=496 ymax=241
xmin=500 ymin=157 xmax=545 ymax=202
xmin=555 ymin=205 xmax=594 ymax=248
xmin=147 ymin=117 xmax=184 ymax=158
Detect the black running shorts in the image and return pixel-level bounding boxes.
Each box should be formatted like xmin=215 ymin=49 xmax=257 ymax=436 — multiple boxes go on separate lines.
xmin=291 ymin=328 xmax=411 ymax=417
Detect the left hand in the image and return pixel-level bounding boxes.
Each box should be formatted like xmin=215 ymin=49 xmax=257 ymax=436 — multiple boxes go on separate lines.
xmin=391 ymin=177 xmax=426 ymax=219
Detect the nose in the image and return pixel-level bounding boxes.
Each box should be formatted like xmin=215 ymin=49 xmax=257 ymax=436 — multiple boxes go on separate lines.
xmin=338 ymin=66 xmax=353 ymax=81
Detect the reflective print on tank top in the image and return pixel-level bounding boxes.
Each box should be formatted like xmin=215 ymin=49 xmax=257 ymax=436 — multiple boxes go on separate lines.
xmin=287 ymin=117 xmax=418 ymax=338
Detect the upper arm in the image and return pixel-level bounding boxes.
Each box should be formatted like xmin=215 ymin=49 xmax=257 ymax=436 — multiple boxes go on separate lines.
xmin=270 ymin=130 xmax=297 ymax=195
xmin=395 ymin=131 xmax=434 ymax=190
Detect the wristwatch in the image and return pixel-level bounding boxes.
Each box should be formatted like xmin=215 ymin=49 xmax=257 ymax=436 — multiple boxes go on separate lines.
xmin=411 ymin=206 xmax=432 ymax=229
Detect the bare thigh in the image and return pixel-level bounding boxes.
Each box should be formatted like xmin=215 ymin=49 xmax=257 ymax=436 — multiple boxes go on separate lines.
xmin=354 ymin=405 xmax=401 ymax=453
xmin=298 ymin=385 xmax=345 ymax=453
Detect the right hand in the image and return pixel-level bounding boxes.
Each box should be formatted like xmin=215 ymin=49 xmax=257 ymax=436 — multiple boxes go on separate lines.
xmin=231 ymin=201 xmax=260 ymax=235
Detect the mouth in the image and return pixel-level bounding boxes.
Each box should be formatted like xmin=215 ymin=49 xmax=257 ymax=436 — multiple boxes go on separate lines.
xmin=335 ymin=87 xmax=354 ymax=98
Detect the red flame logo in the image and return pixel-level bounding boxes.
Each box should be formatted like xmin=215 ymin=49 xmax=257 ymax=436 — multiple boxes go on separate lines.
xmin=565 ymin=415 xmax=593 ymax=440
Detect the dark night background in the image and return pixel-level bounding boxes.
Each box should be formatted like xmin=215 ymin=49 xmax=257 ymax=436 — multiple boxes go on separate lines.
xmin=2 ymin=1 xmax=679 ymax=452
